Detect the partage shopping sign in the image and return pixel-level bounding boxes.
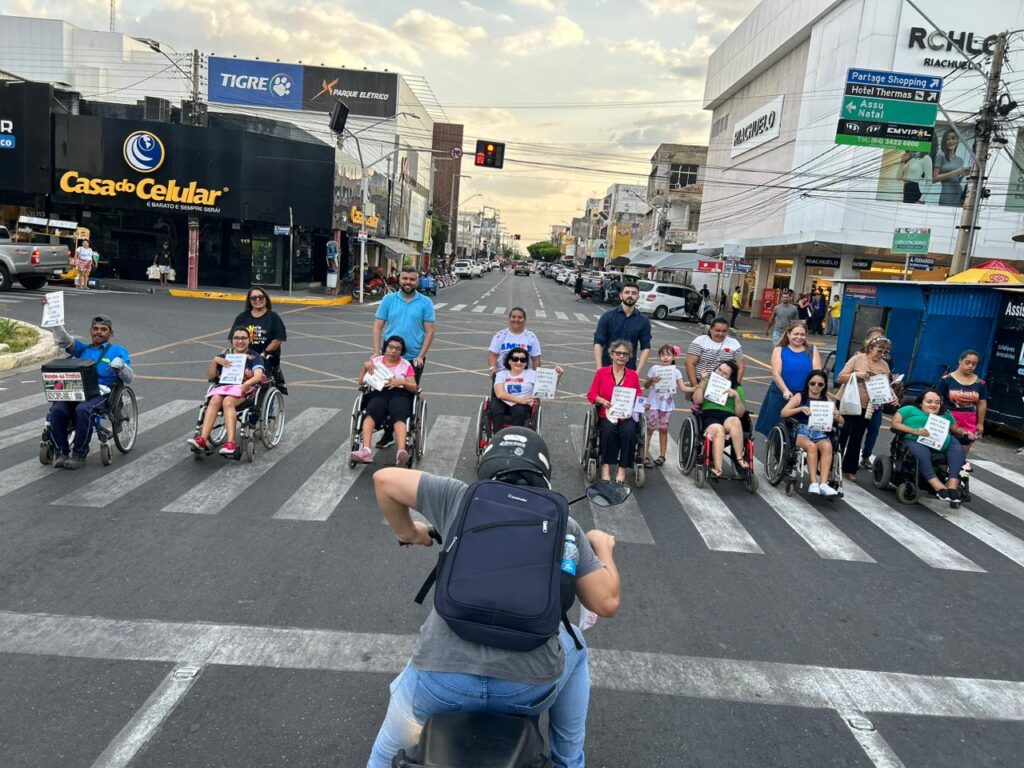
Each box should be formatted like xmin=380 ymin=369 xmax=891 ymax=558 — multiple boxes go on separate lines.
xmin=835 ymin=68 xmax=942 ymax=152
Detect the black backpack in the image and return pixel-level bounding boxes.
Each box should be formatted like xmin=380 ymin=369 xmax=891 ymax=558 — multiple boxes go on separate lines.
xmin=415 ymin=480 xmax=582 ymax=652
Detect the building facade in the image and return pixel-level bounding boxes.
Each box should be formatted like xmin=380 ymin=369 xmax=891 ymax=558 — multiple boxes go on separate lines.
xmin=641 ymin=143 xmax=707 ymax=250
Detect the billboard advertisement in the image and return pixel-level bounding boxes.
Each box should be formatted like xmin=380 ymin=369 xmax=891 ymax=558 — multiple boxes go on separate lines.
xmin=875 ymin=121 xmax=976 ymax=207
xmin=0 ymin=81 xmax=52 ymax=196
xmin=302 ymin=67 xmax=398 ymax=118
xmin=1005 ymin=128 xmax=1024 ymax=213
xmin=208 ymin=57 xmax=304 ymax=111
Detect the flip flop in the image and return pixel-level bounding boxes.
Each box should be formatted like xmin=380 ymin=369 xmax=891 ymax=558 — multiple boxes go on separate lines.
xmin=654 ymin=456 xmax=666 ymax=467
xmin=644 ymin=456 xmax=655 ymax=469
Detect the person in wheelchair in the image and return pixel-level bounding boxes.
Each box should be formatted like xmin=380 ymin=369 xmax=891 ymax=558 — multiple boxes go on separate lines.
xmin=892 ymin=389 xmax=974 ymax=505
xmin=188 ymin=326 xmax=266 ymax=457
xmin=232 ymin=286 xmax=287 ymax=394
xmin=586 ymin=339 xmax=643 ymax=484
xmin=47 ymin=313 xmax=133 ymax=469
xmin=693 ymin=360 xmax=749 ymax=479
xmin=780 ymin=369 xmax=844 ymax=496
xmin=351 ymin=335 xmax=419 ymax=466
xmin=491 ymin=351 xmax=564 ymax=429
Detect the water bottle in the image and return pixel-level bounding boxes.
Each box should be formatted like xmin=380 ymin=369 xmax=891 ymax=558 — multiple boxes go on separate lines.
xmin=560 ymin=534 xmax=579 ymax=576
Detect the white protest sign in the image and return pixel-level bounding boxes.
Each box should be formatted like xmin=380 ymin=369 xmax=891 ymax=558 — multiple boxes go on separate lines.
xmin=40 ymin=291 xmax=65 ymax=328
xmin=866 ymin=374 xmax=894 ymax=405
xmin=218 ymin=353 xmax=248 ymax=385
xmin=704 ymin=372 xmax=731 ymax=406
xmin=608 ymin=386 xmax=636 ymax=420
xmin=533 ymin=367 xmax=559 ymax=399
xmin=633 ymin=395 xmax=648 ymax=415
xmin=917 ymin=414 xmax=951 ymax=450
xmin=366 ymin=363 xmax=395 ymax=392
xmin=654 ymin=365 xmax=678 ymax=395
xmin=808 ymin=400 xmax=835 ymax=432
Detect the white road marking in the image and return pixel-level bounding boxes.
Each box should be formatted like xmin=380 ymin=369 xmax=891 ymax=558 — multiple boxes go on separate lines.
xmin=472 ymin=305 xmax=486 ymax=313
xmin=432 ymin=302 xmax=447 ymax=310
xmin=162 ymin=408 xmax=338 ymax=515
xmin=971 ymin=459 xmax=1024 ymax=491
xmin=555 ymin=311 xmax=569 ymax=320
xmin=0 ymin=419 xmax=40 ymax=451
xmin=664 ymin=433 xmax=763 ymax=553
xmin=753 ymin=459 xmax=875 ymax=562
xmin=836 ymin=711 xmax=907 ymax=768
xmin=274 ymin=441 xmax=367 ymax=521
xmin=450 ymin=304 xmax=466 ymax=311
xmin=492 ymin=306 xmax=505 ymax=314
xmin=964 ymin=476 xmax=1024 ymax=523
xmin=568 ymin=425 xmax=655 ymax=544
xmin=0 ymin=392 xmax=45 ymax=420
xmin=572 ymin=313 xmax=589 ymax=322
xmin=535 ymin=310 xmax=548 ymax=318
xmin=840 ymin=484 xmax=984 ymax=572
xmin=89 ymin=664 xmax=204 ymax=768
xmin=654 ymin=320 xmax=674 ymax=329
xmin=2 ymin=400 xmax=195 ymax=498
xmin=920 ymin=497 xmax=1024 ymax=569
xmin=4 ymin=609 xmax=1024 ymax=721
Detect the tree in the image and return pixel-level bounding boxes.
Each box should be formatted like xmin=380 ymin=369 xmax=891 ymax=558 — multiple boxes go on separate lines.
xmin=526 ymin=241 xmax=561 ymax=262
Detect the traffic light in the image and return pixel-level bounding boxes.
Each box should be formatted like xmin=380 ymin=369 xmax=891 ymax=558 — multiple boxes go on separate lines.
xmin=474 ymin=140 xmax=505 ymax=168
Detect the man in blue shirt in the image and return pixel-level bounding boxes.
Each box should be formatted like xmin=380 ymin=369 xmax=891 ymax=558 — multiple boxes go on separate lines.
xmin=48 ymin=314 xmax=134 ymax=469
xmin=372 ymin=266 xmax=436 ymax=448
xmin=593 ymin=282 xmax=651 ymax=371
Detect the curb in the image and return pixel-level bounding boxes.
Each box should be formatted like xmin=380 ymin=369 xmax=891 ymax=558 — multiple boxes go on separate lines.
xmin=168 ymin=289 xmax=353 ymax=307
xmin=0 ymin=319 xmax=59 ymax=372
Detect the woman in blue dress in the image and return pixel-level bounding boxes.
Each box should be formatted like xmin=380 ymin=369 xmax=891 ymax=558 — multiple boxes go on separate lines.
xmin=754 ymin=320 xmax=822 ymax=437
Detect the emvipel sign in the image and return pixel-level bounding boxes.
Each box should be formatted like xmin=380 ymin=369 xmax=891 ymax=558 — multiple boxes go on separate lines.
xmin=731 ymin=96 xmax=784 ymax=158
xmin=0 ymin=118 xmax=14 ymax=149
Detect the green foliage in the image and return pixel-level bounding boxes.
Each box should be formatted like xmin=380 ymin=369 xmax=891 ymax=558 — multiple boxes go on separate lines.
xmin=0 ymin=317 xmax=38 ymax=354
xmin=526 ymin=241 xmax=561 ymax=262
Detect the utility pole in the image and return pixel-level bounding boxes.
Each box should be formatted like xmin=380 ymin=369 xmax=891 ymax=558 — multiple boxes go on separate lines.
xmin=951 ymin=32 xmax=1006 ymax=276
xmin=191 ymin=49 xmax=201 ymax=126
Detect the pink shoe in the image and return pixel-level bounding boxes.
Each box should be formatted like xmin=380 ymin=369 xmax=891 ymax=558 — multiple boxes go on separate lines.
xmin=188 ymin=436 xmax=207 ymax=451
xmin=350 ymin=446 xmax=373 ymax=464
xmin=218 ymin=441 xmax=238 ymax=456
xmin=395 ymin=448 xmax=410 ymax=466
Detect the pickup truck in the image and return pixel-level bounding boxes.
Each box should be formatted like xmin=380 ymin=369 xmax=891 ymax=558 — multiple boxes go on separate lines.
xmin=0 ymin=226 xmax=71 ymax=291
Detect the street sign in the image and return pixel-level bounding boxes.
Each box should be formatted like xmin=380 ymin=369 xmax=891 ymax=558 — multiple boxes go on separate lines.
xmin=357 ymin=230 xmax=368 ymax=243
xmin=698 ymin=260 xmax=724 ymax=273
xmin=733 ymin=263 xmax=752 ymax=274
xmin=450 ymin=147 xmax=462 ymax=160
xmin=908 ymin=256 xmax=935 ymax=271
xmin=273 ymin=225 xmax=290 ymax=236
xmin=836 ymin=68 xmax=941 ymax=152
xmin=444 ymin=241 xmax=452 ymax=255
xmin=723 ymin=243 xmax=746 ymax=260
xmin=892 ymin=227 xmax=930 ymax=254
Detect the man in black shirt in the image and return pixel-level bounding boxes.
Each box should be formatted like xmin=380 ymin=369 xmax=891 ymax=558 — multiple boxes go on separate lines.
xmin=593 ymin=283 xmax=651 ymax=371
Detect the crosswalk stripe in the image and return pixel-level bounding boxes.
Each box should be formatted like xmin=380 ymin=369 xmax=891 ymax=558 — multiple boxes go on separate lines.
xmin=0 ymin=419 xmax=40 ymax=451
xmin=492 ymin=306 xmax=505 ymax=315
xmin=450 ymin=304 xmax=467 ymax=311
xmin=654 ymin=320 xmax=674 ymax=330
xmin=472 ymin=305 xmax=486 ymax=313
xmin=1 ymin=399 xmax=195 ymax=498
xmin=568 ymin=425 xmax=655 ymax=545
xmin=0 ymin=295 xmax=26 ymax=302
xmin=555 ymin=311 xmax=569 ymax=320
xmin=274 ymin=442 xmax=367 ymax=522
xmin=663 ymin=433 xmax=763 ymax=554
xmin=971 ymin=459 xmax=1024 ymax=492
xmin=535 ymin=310 xmax=548 ymax=318
xmin=920 ymin=498 xmax=1024 ymax=569
xmin=752 ymin=459 xmax=875 ymax=562
xmin=963 ymin=477 xmax=1024 ymax=524
xmin=840 ymin=484 xmax=984 ymax=572
xmin=574 ymin=313 xmax=590 ymax=322
xmin=0 ymin=393 xmax=46 ymax=420
xmin=433 ymin=302 xmax=447 ymax=310
xmin=162 ymin=408 xmax=338 ymax=515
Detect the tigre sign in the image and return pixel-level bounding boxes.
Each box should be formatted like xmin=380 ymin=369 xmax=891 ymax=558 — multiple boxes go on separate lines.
xmin=731 ymin=96 xmax=784 ymax=158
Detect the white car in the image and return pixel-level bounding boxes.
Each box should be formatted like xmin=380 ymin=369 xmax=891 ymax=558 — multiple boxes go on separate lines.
xmin=471 ymin=262 xmax=485 ymax=277
xmin=635 ymin=280 xmax=718 ymax=324
xmin=453 ymin=260 xmax=474 ymax=278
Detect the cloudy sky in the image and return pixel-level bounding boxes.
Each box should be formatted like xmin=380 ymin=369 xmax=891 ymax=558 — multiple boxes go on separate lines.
xmin=2 ymin=0 xmax=759 ymax=244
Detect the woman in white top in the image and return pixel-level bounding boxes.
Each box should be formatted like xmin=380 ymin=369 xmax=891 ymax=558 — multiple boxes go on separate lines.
xmin=488 ymin=307 xmax=542 ymax=374
xmin=492 ymin=352 xmax=563 ymax=429
xmin=899 ymin=151 xmax=932 ymax=204
xmin=73 ymin=239 xmax=95 ymax=290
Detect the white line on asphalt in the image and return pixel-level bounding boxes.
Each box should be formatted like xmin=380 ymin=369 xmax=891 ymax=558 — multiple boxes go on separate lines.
xmin=163 ymin=408 xmax=338 ymax=515
xmin=919 ymin=498 xmax=1024 ymax=569
xmin=5 ymin=609 xmax=1024 ymax=721
xmin=472 ymin=305 xmax=486 ymax=313
xmin=492 ymin=306 xmax=505 ymax=314
xmin=752 ymin=459 xmax=875 ymax=562
xmin=538 ymin=299 xmax=544 ymax=309
xmin=662 ymin=433 xmax=763 ymax=553
xmin=450 ymin=304 xmax=466 ymax=311
xmin=274 ymin=441 xmax=367 ymax=522
xmin=568 ymin=425 xmax=655 ymax=544
xmin=0 ymin=419 xmax=40 ymax=451
xmin=963 ymin=477 xmax=1024 ymax=523
xmin=535 ymin=310 xmax=547 ymax=318
xmin=433 ymin=302 xmax=447 ymax=310
xmin=90 ymin=663 xmax=204 ymax=768
xmin=839 ymin=484 xmax=984 ymax=572
xmin=836 ymin=711 xmax=907 ymax=768
xmin=555 ymin=311 xmax=569 ymax=320
xmin=1 ymin=400 xmax=195 ymax=498
xmin=971 ymin=459 xmax=1024 ymax=491
xmin=654 ymin=320 xmax=674 ymax=329
xmin=0 ymin=392 xmax=45 ymax=420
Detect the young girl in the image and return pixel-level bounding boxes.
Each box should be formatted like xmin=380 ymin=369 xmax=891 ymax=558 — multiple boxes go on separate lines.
xmin=780 ymin=369 xmax=844 ymax=496
xmin=188 ymin=326 xmax=266 ymax=457
xmin=642 ymin=344 xmax=693 ymax=467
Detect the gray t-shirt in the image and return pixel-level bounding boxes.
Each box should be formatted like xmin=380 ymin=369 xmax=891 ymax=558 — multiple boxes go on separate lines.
xmin=772 ymin=303 xmax=799 ymax=334
xmin=411 ymin=474 xmax=605 ymax=685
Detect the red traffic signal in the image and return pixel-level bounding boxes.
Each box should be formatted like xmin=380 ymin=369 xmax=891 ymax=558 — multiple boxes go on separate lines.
xmin=474 ymin=140 xmax=505 ymax=169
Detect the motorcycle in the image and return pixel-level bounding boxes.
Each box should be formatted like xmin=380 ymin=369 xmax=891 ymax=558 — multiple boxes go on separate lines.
xmin=392 ymin=480 xmax=631 ymax=768
xmin=366 ymin=276 xmax=387 ymax=298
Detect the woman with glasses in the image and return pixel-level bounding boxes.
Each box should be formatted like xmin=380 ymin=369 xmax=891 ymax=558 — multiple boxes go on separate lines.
xmin=586 ymin=339 xmax=643 ymax=484
xmin=836 ymin=335 xmax=897 ymax=482
xmin=780 ymin=369 xmax=844 ymax=495
xmin=188 ymin=326 xmax=266 ymax=457
xmin=491 ymin=351 xmax=564 ymax=429
xmin=351 ymin=335 xmax=418 ymax=466
xmin=231 ymin=287 xmax=288 ymax=394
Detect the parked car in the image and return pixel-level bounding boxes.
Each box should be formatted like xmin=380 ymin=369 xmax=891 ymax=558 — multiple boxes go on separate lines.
xmin=0 ymin=225 xmax=71 ymax=291
xmin=635 ymin=280 xmax=718 ymax=324
xmin=453 ymin=260 xmax=474 ymax=278
xmin=471 ymin=261 xmax=485 ymax=277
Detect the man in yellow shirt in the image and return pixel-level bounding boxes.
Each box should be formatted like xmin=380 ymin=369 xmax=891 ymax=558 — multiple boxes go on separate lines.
xmin=827 ymin=294 xmax=842 ymax=336
xmin=729 ymin=286 xmax=742 ymax=328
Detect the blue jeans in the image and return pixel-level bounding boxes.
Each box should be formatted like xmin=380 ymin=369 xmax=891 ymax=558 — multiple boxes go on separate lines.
xmin=907 ymin=439 xmax=966 ymax=481
xmin=826 ymin=316 xmax=840 ymax=336
xmin=49 ymin=394 xmax=108 ymax=457
xmin=861 ymin=407 xmax=883 ymax=461
xmin=367 ymin=626 xmax=590 ymax=768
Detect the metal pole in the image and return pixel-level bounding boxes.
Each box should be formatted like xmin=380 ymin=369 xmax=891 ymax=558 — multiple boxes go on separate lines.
xmin=191 ymin=49 xmax=200 ymax=126
xmin=288 ymin=206 xmax=294 ymax=296
xmin=951 ymin=32 xmax=1006 ymax=276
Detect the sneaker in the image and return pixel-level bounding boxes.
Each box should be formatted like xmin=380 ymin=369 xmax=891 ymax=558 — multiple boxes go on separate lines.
xmin=350 ymin=446 xmax=373 ymax=464
xmin=961 ymin=461 xmax=973 ymax=473
xmin=819 ymin=484 xmax=839 ymax=497
xmin=395 ymin=448 xmax=410 ymax=466
xmin=64 ymin=455 xmax=85 ymax=470
xmin=188 ymin=436 xmax=207 ymax=451
xmin=376 ymin=433 xmax=395 ymax=449
xmin=936 ymin=489 xmax=954 ymax=502
xmin=808 ymin=483 xmax=822 ymax=495
xmin=860 ymin=457 xmax=873 ymax=470
xmin=52 ymin=454 xmax=68 ymax=468
xmin=947 ymin=487 xmax=961 ymax=502
xmin=219 ymin=441 xmax=238 ymax=456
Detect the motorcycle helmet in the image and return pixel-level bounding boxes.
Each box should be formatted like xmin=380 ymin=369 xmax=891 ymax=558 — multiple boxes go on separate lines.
xmin=477 ymin=427 xmax=552 ymax=488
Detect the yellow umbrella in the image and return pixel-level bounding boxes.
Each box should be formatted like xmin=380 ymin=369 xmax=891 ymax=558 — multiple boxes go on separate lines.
xmin=945 ymin=259 xmax=1024 ymax=284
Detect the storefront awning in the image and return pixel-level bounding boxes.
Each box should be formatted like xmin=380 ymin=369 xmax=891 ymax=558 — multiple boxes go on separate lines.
xmin=371 ymin=237 xmax=421 ymax=260
xmin=656 ymin=253 xmax=705 ymax=271
xmin=623 ymin=249 xmax=676 ymax=268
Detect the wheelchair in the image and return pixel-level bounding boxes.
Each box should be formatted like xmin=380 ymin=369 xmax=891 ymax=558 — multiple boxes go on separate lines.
xmin=763 ymin=418 xmax=843 ymax=497
xmin=474 ymin=391 xmax=543 ymax=459
xmin=190 ymin=380 xmax=286 ymax=463
xmin=579 ymin=404 xmax=648 ymax=488
xmin=39 ymin=382 xmax=139 ymax=466
xmin=870 ymin=429 xmax=971 ymax=507
xmin=676 ymin=408 xmax=758 ymax=493
xmin=348 ymin=385 xmax=426 ymax=468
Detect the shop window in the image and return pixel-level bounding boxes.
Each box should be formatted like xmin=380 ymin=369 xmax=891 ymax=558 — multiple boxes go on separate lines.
xmin=670 ymin=164 xmax=699 ymax=189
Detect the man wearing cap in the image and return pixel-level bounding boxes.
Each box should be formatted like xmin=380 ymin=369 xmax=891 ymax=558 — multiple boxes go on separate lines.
xmin=48 ymin=313 xmax=134 ymax=469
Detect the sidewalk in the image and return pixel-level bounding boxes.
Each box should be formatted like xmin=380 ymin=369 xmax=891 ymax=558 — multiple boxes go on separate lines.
xmin=96 ymin=278 xmax=352 ymax=306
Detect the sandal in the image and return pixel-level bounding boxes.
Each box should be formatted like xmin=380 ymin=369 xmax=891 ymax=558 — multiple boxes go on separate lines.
xmin=711 ymin=468 xmax=723 ymax=479
xmin=654 ymin=456 xmax=666 ymax=467
xmin=644 ymin=456 xmax=655 ymax=469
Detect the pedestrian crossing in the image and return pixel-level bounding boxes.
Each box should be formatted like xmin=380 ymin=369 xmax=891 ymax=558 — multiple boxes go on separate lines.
xmin=4 ymin=395 xmax=1024 ymax=578
xmin=432 ymin=302 xmax=604 ymax=322
xmin=0 ymin=287 xmax=115 ymax=304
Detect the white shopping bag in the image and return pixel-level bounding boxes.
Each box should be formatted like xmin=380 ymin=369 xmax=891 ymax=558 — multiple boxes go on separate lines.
xmin=839 ymin=378 xmax=862 ymax=416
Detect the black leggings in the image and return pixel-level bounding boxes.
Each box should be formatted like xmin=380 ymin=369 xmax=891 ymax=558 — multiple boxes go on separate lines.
xmin=490 ymin=399 xmax=532 ymax=428
xmin=365 ymin=389 xmax=413 ymax=426
xmin=599 ymin=417 xmax=637 ymax=467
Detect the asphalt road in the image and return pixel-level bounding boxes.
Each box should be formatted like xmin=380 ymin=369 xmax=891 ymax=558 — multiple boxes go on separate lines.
xmin=1 ymin=272 xmax=1022 ymax=768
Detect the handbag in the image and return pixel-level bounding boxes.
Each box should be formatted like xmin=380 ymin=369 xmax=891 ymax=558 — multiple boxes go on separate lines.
xmin=839 ymin=375 xmax=863 ymax=416
xmin=167 ymin=268 xmax=176 ymax=282
xmin=146 ymin=264 xmax=160 ymax=280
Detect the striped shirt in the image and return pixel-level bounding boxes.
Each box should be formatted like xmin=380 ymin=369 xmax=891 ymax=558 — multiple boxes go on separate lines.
xmin=687 ymin=334 xmax=744 ymax=382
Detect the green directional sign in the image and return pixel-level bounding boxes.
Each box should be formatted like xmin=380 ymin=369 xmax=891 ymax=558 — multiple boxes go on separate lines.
xmin=892 ymin=227 xmax=931 ymax=255
xmin=840 ymin=97 xmax=937 ymax=127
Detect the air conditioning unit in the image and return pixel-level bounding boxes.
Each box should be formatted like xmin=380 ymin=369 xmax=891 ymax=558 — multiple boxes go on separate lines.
xmin=144 ymin=97 xmax=171 ymax=122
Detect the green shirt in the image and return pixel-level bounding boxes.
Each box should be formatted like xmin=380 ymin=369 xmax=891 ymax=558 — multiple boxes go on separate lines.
xmin=897 ymin=405 xmax=955 ymax=451
xmin=702 ymin=384 xmax=745 ymax=415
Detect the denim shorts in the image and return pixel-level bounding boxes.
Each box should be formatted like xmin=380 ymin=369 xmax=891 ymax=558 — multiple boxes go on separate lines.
xmin=797 ymin=425 xmax=830 ymax=442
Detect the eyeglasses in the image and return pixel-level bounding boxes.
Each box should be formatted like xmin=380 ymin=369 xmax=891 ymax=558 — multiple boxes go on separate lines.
xmin=250 ymin=295 xmax=267 ymax=302
xmin=509 ymin=356 xmax=528 ymax=363
xmin=808 ymin=381 xmax=825 ymax=387
xmin=611 ymin=351 xmax=630 ymax=357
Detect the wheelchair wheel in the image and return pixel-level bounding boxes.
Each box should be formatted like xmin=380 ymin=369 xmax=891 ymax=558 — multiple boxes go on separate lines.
xmin=744 ymin=468 xmax=759 ymax=494
xmin=764 ymin=424 xmax=790 ymax=486
xmin=871 ymin=456 xmax=892 ymax=489
xmin=580 ymin=409 xmax=594 ymax=466
xmin=694 ymin=462 xmax=707 ymax=489
xmin=243 ymin=438 xmax=255 ymax=463
xmin=100 ymin=442 xmax=113 ymax=466
xmin=533 ymin=404 xmax=542 ymax=436
xmin=111 ymin=386 xmax=138 ymax=453
xmin=634 ymin=464 xmax=646 ymax=488
xmin=475 ymin=401 xmax=489 ymax=456
xmin=585 ymin=458 xmax=598 ymax=484
xmin=896 ymin=482 xmax=918 ymax=504
xmin=676 ymin=416 xmax=697 ymax=475
xmin=785 ymin=479 xmax=797 ymax=496
xmin=39 ymin=431 xmax=53 ymax=466
xmin=260 ymin=387 xmax=286 ymax=449
xmin=414 ymin=399 xmax=427 ymax=462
